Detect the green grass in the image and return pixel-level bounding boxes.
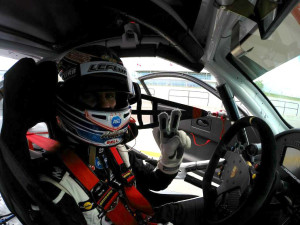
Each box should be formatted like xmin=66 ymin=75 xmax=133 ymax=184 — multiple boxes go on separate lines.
xmin=265 ymin=92 xmax=300 ymax=102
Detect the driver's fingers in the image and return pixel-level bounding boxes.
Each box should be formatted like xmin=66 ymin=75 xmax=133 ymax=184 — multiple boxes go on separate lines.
xmin=169 ymin=109 xmax=181 ymax=135
xmin=178 ymin=130 xmax=191 ymax=149
xmin=152 ymin=127 xmax=160 ymax=147
xmin=158 ymin=112 xmax=169 ymax=140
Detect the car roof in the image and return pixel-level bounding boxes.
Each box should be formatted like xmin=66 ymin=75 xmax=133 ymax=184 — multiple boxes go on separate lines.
xmin=0 ymin=1 xmax=298 ymax=71
xmin=0 ymin=0 xmax=206 ymax=71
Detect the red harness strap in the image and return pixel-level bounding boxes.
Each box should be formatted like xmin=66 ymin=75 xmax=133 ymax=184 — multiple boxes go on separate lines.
xmin=26 ymin=132 xmax=60 ymax=151
xmin=62 ymin=149 xmax=137 ymax=225
xmin=61 ymin=149 xmax=99 ymax=191
xmin=26 ymin=133 xmax=155 ymax=224
xmin=110 ymin=147 xmax=154 ymax=216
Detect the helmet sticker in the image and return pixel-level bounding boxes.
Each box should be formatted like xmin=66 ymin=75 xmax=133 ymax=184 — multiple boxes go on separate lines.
xmin=111 ymin=116 xmax=121 ymax=128
xmin=75 ymin=127 xmax=124 ymax=146
xmin=60 ymin=67 xmax=77 ymax=81
xmin=101 ymin=54 xmax=118 ymax=63
xmin=80 ymin=61 xmax=127 ymax=76
xmin=105 ymin=139 xmax=119 ymax=145
xmin=65 ymin=50 xmax=97 ymax=64
xmin=101 ymin=129 xmax=127 ymax=139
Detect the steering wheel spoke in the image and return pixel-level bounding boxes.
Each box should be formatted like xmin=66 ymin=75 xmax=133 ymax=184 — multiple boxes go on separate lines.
xmin=217 ymin=151 xmax=250 ymax=196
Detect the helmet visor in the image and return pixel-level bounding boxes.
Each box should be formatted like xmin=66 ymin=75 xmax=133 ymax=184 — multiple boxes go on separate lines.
xmin=77 ymin=91 xmax=129 ymax=110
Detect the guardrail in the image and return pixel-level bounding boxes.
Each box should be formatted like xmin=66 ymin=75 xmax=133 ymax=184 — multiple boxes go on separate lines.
xmin=140 ymin=87 xmax=155 ymax=96
xmin=168 ymin=89 xmax=209 ymax=106
xmin=271 ymin=100 xmax=299 ymax=116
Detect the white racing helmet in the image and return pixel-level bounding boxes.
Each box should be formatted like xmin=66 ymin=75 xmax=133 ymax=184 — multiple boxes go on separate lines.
xmin=56 ymin=45 xmax=135 ymax=147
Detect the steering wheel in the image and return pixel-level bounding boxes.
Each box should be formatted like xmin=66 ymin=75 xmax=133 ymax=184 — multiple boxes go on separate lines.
xmin=203 ymin=116 xmax=277 ymax=225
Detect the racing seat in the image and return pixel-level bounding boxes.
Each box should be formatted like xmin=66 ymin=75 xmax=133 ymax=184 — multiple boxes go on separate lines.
xmin=0 ymin=58 xmax=86 ymax=225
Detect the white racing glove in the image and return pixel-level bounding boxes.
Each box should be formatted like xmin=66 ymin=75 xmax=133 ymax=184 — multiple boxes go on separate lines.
xmin=153 ymin=109 xmax=191 ymax=174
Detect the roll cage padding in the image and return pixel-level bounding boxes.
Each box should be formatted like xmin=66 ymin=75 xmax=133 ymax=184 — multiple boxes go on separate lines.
xmin=128 ymin=82 xmax=141 ymax=105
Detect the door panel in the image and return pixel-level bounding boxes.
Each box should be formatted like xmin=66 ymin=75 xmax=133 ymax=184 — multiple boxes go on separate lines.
xmin=181 ymin=116 xmax=232 ymax=162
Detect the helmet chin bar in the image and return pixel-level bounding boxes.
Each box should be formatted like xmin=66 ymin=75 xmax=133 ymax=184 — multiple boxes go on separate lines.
xmin=57 ymin=116 xmax=129 ymax=147
xmin=85 ymin=107 xmax=131 ymax=132
xmin=56 ymin=96 xmax=131 ymax=147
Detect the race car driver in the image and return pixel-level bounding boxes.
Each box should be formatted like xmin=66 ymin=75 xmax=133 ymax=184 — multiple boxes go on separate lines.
xmin=30 ymin=45 xmax=192 ymax=225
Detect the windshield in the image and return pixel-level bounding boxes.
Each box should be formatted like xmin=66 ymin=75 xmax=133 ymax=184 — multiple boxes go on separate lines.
xmin=239 ymin=5 xmax=300 ymax=128
xmin=254 ymin=56 xmax=300 ymax=128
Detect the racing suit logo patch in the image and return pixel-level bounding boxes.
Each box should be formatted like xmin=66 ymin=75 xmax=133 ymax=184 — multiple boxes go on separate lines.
xmin=230 ymin=166 xmax=238 ymax=178
xmin=95 ymin=157 xmax=103 ymax=169
xmin=79 ymin=201 xmax=94 ymax=211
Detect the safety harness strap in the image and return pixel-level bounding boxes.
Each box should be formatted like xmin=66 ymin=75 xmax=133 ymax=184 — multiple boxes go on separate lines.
xmin=61 ymin=149 xmax=99 ymax=191
xmin=25 ymin=133 xmax=155 ymax=224
xmin=110 ymin=147 xmax=135 ymax=184
xmin=109 ymin=147 xmax=154 ymax=216
xmin=62 ymin=149 xmax=137 ymax=225
xmin=25 ymin=134 xmax=137 ymax=224
xmin=26 ymin=132 xmax=60 ymax=151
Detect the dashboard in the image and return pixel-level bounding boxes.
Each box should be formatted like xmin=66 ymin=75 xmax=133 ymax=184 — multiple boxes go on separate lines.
xmin=276 ymin=129 xmax=300 ymax=185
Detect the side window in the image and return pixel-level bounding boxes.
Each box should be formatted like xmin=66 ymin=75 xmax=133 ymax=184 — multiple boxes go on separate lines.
xmin=131 ymin=86 xmax=153 ymax=126
xmin=142 ymin=77 xmax=224 ymax=113
xmin=234 ymin=97 xmax=252 ymax=116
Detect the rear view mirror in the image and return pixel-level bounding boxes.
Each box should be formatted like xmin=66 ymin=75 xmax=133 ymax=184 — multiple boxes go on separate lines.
xmin=221 ymin=0 xmax=299 ymax=39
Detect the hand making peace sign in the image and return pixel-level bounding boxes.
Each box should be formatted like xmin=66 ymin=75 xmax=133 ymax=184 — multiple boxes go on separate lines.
xmin=154 ymin=109 xmax=191 ymax=174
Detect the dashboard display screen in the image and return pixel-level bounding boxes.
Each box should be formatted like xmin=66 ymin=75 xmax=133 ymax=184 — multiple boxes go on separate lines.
xmin=282 ymin=147 xmax=300 ymax=180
